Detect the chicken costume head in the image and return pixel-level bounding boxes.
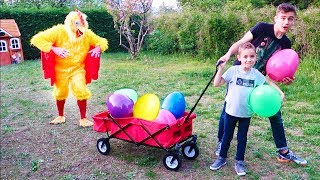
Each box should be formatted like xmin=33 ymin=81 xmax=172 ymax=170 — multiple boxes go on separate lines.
xmin=30 ymin=10 xmax=109 ymax=127
xmin=65 ymin=10 xmax=88 ymax=41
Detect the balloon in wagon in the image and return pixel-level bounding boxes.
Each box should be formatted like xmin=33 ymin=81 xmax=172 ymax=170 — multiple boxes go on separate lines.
xmin=161 ymin=91 xmax=186 ymax=119
xmin=154 ymin=109 xmax=177 ymax=125
xmin=133 ymin=93 xmax=160 ymax=121
xmin=114 ymin=88 xmax=138 ymax=103
xmin=106 ymin=93 xmax=134 ymax=118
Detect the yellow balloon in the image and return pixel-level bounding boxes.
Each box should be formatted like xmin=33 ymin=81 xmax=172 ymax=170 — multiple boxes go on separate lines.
xmin=133 ymin=93 xmax=160 ymax=121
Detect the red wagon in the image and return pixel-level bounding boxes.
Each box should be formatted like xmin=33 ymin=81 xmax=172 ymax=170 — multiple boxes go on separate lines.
xmin=93 ymin=62 xmax=222 ymax=171
xmin=93 ymin=111 xmax=198 ymax=171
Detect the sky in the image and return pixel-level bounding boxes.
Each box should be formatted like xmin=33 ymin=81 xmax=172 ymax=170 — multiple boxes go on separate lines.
xmin=152 ymin=0 xmax=179 ymax=10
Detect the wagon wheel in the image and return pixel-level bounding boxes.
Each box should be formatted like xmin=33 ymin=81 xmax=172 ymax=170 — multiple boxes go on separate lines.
xmin=97 ymin=138 xmax=110 ymax=155
xmin=181 ymin=142 xmax=199 ymax=160
xmin=163 ymin=153 xmax=182 ymax=171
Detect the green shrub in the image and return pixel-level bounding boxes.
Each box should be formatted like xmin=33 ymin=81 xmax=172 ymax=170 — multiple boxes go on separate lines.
xmin=146 ymin=30 xmax=179 ymax=54
xmin=146 ymin=12 xmax=181 ymax=54
xmin=207 ymin=11 xmax=245 ymax=59
xmin=180 ymin=0 xmax=320 ymax=10
xmin=290 ymin=7 xmax=320 ymax=58
xmin=148 ymin=6 xmax=246 ymax=59
xmin=147 ymin=3 xmax=320 ymax=59
xmin=177 ymin=10 xmax=204 ymax=54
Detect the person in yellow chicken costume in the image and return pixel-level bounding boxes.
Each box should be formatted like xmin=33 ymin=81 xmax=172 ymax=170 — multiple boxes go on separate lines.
xmin=31 ymin=10 xmax=108 ymax=127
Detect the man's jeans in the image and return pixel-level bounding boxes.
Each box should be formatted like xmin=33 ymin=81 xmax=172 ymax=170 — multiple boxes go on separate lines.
xmin=217 ymin=102 xmax=289 ymax=151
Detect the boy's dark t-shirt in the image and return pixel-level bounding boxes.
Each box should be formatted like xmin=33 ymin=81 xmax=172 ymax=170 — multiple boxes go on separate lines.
xmin=234 ymin=22 xmax=291 ymax=75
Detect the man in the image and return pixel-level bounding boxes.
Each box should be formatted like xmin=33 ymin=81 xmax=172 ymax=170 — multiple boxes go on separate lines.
xmin=31 ymin=10 xmax=108 ymax=127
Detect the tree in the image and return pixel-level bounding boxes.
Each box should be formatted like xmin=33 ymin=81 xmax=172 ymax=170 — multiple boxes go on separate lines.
xmin=105 ymin=0 xmax=152 ymax=59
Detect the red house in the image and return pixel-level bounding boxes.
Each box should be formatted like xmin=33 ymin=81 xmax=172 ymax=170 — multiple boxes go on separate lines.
xmin=0 ymin=19 xmax=24 ymax=66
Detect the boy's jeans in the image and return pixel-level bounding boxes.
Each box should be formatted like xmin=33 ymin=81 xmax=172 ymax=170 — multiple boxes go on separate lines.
xmin=217 ymin=102 xmax=289 ymax=151
xmin=219 ymin=113 xmax=250 ymax=161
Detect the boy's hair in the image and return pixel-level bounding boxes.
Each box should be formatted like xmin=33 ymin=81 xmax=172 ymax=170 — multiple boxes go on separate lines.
xmin=276 ymin=3 xmax=296 ymax=16
xmin=238 ymin=42 xmax=255 ymax=55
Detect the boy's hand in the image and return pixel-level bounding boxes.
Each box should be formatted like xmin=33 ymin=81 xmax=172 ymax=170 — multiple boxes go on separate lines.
xmin=216 ymin=60 xmax=224 ymax=66
xmin=281 ymin=76 xmax=295 ymax=85
xmin=216 ymin=60 xmax=227 ymax=70
xmin=218 ymin=53 xmax=231 ymax=64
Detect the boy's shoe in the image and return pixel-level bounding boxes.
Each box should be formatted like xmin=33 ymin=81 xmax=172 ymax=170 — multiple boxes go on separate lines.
xmin=215 ymin=141 xmax=222 ymax=156
xmin=277 ymin=150 xmax=307 ymax=166
xmin=234 ymin=160 xmax=246 ymax=176
xmin=210 ymin=157 xmax=226 ymax=170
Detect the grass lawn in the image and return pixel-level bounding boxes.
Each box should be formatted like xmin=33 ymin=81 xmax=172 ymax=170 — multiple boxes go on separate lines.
xmin=1 ymin=52 xmax=319 ymax=179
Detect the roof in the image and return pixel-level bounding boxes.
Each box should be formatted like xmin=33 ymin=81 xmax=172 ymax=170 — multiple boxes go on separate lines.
xmin=0 ymin=19 xmax=21 ymax=37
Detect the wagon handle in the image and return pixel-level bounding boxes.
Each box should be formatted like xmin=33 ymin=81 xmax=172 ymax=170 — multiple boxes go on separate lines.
xmin=185 ymin=60 xmax=223 ymax=122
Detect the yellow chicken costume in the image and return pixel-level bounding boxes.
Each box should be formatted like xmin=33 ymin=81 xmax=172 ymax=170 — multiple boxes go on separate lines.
xmin=31 ymin=10 xmax=108 ymax=127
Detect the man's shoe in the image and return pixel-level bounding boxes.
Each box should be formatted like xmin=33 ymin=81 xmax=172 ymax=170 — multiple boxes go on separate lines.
xmin=277 ymin=150 xmax=307 ymax=166
xmin=234 ymin=160 xmax=246 ymax=176
xmin=215 ymin=141 xmax=222 ymax=156
xmin=210 ymin=157 xmax=226 ymax=170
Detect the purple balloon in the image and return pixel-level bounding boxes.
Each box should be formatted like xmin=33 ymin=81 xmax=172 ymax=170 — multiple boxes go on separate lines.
xmin=106 ymin=93 xmax=134 ymax=118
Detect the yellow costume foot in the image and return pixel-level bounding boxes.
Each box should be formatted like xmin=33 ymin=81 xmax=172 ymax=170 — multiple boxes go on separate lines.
xmin=50 ymin=116 xmax=66 ymax=125
xmin=79 ymin=118 xmax=93 ymax=127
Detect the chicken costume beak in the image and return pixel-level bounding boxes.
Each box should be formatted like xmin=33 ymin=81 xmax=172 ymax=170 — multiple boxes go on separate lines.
xmin=76 ymin=29 xmax=83 ymax=37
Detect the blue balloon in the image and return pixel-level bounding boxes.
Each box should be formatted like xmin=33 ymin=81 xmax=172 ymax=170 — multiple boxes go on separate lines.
xmin=161 ymin=92 xmax=186 ymax=119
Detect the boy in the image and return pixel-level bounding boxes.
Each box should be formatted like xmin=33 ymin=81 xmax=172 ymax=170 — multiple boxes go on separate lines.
xmin=214 ymin=3 xmax=307 ymax=165
xmin=210 ymin=42 xmax=284 ymax=176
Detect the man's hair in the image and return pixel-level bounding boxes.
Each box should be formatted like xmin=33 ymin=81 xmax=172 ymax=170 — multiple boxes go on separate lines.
xmin=276 ymin=3 xmax=296 ymax=16
xmin=238 ymin=42 xmax=255 ymax=55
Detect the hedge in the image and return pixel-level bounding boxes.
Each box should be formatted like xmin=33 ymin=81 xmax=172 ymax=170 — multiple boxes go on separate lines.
xmin=0 ymin=8 xmax=124 ymax=60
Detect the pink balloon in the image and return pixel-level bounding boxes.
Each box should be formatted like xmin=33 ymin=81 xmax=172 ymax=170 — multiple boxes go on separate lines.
xmin=266 ymin=49 xmax=299 ymax=82
xmin=154 ymin=109 xmax=177 ymax=125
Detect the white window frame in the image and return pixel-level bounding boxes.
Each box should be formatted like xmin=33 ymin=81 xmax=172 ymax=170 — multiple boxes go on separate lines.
xmin=0 ymin=29 xmax=9 ymax=37
xmin=0 ymin=40 xmax=8 ymax=52
xmin=10 ymin=38 xmax=20 ymax=49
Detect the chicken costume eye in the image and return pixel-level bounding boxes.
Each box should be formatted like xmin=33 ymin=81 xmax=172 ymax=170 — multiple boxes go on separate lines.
xmin=75 ymin=21 xmax=80 ymax=27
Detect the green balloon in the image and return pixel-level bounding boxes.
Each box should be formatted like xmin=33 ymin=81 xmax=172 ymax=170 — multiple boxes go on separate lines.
xmin=114 ymin=88 xmax=138 ymax=103
xmin=249 ymin=85 xmax=282 ymax=117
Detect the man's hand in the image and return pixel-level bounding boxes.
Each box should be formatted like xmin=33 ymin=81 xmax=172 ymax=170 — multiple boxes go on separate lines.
xmin=51 ymin=46 xmax=70 ymax=58
xmin=281 ymin=76 xmax=295 ymax=85
xmin=89 ymin=46 xmax=101 ymax=58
